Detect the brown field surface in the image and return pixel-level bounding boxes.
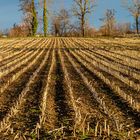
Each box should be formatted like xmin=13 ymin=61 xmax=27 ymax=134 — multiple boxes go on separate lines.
xmin=0 ymin=37 xmax=140 ymax=139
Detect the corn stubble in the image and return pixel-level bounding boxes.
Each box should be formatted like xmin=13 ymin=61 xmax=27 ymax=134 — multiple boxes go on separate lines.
xmin=0 ymin=37 xmax=140 ymax=139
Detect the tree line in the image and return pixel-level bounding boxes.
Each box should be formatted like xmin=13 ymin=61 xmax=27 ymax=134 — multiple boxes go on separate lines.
xmin=5 ymin=0 xmax=140 ymax=37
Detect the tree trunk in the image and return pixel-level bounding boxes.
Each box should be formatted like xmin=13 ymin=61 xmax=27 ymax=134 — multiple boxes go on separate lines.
xmin=81 ymin=15 xmax=85 ymax=37
xmin=135 ymin=15 xmax=139 ymax=34
xmin=31 ymin=0 xmax=38 ymax=36
xmin=43 ymin=0 xmax=47 ymax=37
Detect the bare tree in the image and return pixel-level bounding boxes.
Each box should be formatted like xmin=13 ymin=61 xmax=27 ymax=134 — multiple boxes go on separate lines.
xmin=84 ymin=23 xmax=96 ymax=37
xmin=58 ymin=9 xmax=70 ymax=36
xmin=100 ymin=9 xmax=116 ymax=36
xmin=19 ymin=0 xmax=38 ymax=36
xmin=51 ymin=9 xmax=70 ymax=36
xmin=116 ymin=22 xmax=132 ymax=35
xmin=19 ymin=0 xmax=32 ymax=35
xmin=8 ymin=23 xmax=30 ymax=37
xmin=73 ymin=0 xmax=95 ymax=37
xmin=66 ymin=21 xmax=81 ymax=37
xmin=51 ymin=16 xmax=61 ymax=36
xmin=122 ymin=0 xmax=140 ymax=34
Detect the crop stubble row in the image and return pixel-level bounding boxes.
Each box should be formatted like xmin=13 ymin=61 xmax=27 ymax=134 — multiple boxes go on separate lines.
xmin=0 ymin=38 xmax=139 ymax=139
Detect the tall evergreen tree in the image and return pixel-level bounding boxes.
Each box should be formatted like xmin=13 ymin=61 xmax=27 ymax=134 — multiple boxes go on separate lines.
xmin=31 ymin=0 xmax=38 ymax=36
xmin=43 ymin=0 xmax=48 ymax=37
